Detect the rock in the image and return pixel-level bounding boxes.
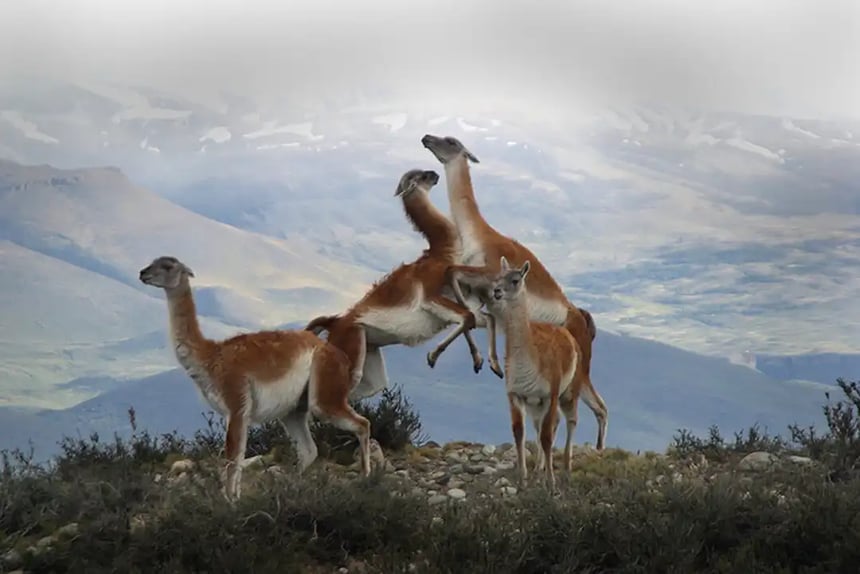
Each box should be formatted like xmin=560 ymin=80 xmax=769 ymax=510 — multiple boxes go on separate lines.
xmin=496 ymin=461 xmax=515 ymax=471
xmin=338 ymin=568 xmax=349 ymax=574
xmin=447 ymin=488 xmax=467 ymax=499
xmin=495 ymin=477 xmax=511 ymax=487
xmin=2 ymin=549 xmax=22 ymax=570
xmin=240 ymin=455 xmax=264 ymax=469
xmin=482 ymin=444 xmax=497 ymax=456
xmin=55 ymin=522 xmax=79 ymax=539
xmin=465 ymin=464 xmax=486 ymax=475
xmin=447 ymin=478 xmax=465 ymax=489
xmin=265 ymin=465 xmax=286 ymax=477
xmin=498 ymin=442 xmax=513 ymax=452
xmin=428 ymin=494 xmax=448 ymax=506
xmin=483 ymin=466 xmax=498 ymax=475
xmin=738 ymin=452 xmax=778 ymax=471
xmin=787 ymin=455 xmax=814 ymax=466
xmin=384 ymin=460 xmax=396 ymax=473
xmin=361 ymin=438 xmax=385 ymax=470
xmin=500 ymin=486 xmax=518 ymax=496
xmin=431 ymin=516 xmax=444 ymax=526
xmin=469 ymin=454 xmax=485 ymax=462
xmin=153 ymin=473 xmax=163 ymax=484
xmin=169 ymin=459 xmax=195 ymax=475
xmin=424 ymin=440 xmax=441 ymax=449
xmin=449 ymin=464 xmax=464 ymax=474
xmin=395 ymin=469 xmax=410 ymax=478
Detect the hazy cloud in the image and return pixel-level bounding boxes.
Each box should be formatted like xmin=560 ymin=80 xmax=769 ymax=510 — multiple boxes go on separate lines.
xmin=1 ymin=0 xmax=859 ymax=120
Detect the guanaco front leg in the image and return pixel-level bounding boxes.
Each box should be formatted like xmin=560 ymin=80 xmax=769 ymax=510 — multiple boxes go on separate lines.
xmin=423 ymin=295 xmax=483 ymax=373
xmin=444 ymin=264 xmax=504 ymax=378
xmin=480 ymin=310 xmax=503 ymax=378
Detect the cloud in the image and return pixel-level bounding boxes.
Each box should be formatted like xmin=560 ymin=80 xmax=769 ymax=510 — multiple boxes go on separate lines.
xmin=1 ymin=0 xmax=859 ymax=120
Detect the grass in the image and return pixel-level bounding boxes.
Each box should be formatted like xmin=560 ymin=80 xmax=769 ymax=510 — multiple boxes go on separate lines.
xmin=1 ymin=379 xmax=859 ymax=573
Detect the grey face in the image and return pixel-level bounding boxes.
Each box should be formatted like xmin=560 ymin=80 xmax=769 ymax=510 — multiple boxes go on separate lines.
xmin=421 ymin=134 xmax=480 ymax=165
xmin=490 ymin=256 xmax=530 ymax=306
xmin=394 ymin=168 xmax=440 ymax=197
xmin=139 ymin=256 xmax=194 ymax=289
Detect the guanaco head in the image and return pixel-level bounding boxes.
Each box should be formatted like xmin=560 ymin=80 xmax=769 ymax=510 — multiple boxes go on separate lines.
xmin=394 ymin=168 xmax=440 ymax=198
xmin=139 ymin=256 xmax=195 ymax=290
xmin=489 ymin=256 xmax=530 ymax=307
xmin=421 ymin=134 xmax=480 ymax=165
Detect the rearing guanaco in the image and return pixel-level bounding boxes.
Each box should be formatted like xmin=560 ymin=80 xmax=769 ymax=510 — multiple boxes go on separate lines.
xmin=422 ymin=133 xmax=608 ymax=450
xmin=305 ymin=169 xmax=487 ymax=401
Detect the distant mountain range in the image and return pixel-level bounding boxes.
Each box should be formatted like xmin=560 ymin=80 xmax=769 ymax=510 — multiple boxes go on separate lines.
xmin=0 ymin=81 xmax=856 ymax=461
xmin=0 ymin=158 xmax=374 ymax=408
xmin=0 ymin=326 xmax=835 ymax=463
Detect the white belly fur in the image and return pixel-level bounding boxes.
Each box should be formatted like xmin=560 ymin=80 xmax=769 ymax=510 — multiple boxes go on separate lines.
xmin=248 ymin=349 xmax=315 ymax=423
xmin=357 ymin=287 xmax=451 ymax=347
xmin=526 ymin=294 xmax=569 ymax=325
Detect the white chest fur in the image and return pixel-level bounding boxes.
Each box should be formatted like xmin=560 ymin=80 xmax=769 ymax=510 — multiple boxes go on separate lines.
xmin=174 ymin=342 xmax=226 ymax=415
xmin=505 ymin=355 xmax=551 ymax=400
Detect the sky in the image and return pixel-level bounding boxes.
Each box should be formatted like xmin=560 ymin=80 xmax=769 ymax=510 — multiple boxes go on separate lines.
xmin=1 ymin=0 xmax=859 ymax=121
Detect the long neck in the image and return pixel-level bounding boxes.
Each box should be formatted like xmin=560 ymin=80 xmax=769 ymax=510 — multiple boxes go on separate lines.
xmin=500 ymin=296 xmax=533 ymax=358
xmin=444 ymin=158 xmax=488 ymax=232
xmin=401 ymin=191 xmax=458 ymax=257
xmin=165 ymin=282 xmax=210 ymax=359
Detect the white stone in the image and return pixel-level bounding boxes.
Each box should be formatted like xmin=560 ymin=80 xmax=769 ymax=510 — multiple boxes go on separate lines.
xmin=738 ymin=451 xmax=778 ymax=471
xmin=447 ymin=488 xmax=467 ymax=499
xmin=482 ymin=444 xmax=497 ymax=456
xmin=169 ymin=459 xmax=195 ymax=475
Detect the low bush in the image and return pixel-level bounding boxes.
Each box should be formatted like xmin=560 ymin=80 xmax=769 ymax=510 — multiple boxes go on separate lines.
xmin=2 ymin=378 xmax=859 ymax=573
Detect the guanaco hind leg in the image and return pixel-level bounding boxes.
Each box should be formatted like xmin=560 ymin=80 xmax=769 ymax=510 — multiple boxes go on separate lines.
xmin=309 ymin=345 xmax=372 ymax=476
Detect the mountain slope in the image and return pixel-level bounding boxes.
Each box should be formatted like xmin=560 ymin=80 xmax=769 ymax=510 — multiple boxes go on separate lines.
xmin=0 ymin=159 xmax=376 ymax=407
xmin=0 ymin=328 xmax=831 ymax=462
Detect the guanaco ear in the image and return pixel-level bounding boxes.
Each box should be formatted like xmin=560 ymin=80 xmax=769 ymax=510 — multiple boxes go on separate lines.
xmin=395 ymin=179 xmax=417 ymax=197
xmin=520 ymin=260 xmax=530 ymax=279
xmin=181 ymin=263 xmax=195 ymax=278
xmin=463 ymin=146 xmax=480 ymax=164
xmin=499 ymin=256 xmax=510 ymax=272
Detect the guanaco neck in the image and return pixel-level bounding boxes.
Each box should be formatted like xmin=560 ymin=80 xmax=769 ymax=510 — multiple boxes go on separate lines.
xmin=444 ymin=157 xmax=490 ymax=234
xmin=164 ymin=281 xmax=211 ymax=362
xmin=401 ymin=190 xmax=458 ymax=258
xmin=499 ymin=296 xmax=533 ymax=360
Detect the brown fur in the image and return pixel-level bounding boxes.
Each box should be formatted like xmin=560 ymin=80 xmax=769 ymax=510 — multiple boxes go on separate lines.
xmin=427 ymin=148 xmax=607 ymax=446
xmin=485 ymin=259 xmax=607 ymax=488
xmin=140 ymin=257 xmax=372 ymax=500
xmin=305 ymin=176 xmax=485 ymax=395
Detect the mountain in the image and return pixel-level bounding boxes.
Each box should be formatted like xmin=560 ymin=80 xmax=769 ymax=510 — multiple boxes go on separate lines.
xmin=754 ymin=352 xmax=860 ymax=386
xmin=4 ymin=83 xmax=849 ymax=361
xmin=0 ymin=327 xmax=832 ymax=463
xmin=0 ymin=159 xmax=375 ymax=408
xmin=1 ymin=81 xmax=856 ymax=460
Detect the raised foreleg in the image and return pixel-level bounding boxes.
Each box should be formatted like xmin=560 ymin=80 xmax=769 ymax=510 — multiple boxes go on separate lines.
xmin=423 ymin=295 xmax=483 ymax=373
xmin=480 ymin=310 xmax=504 ymax=378
xmin=431 ymin=264 xmax=504 ymax=375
